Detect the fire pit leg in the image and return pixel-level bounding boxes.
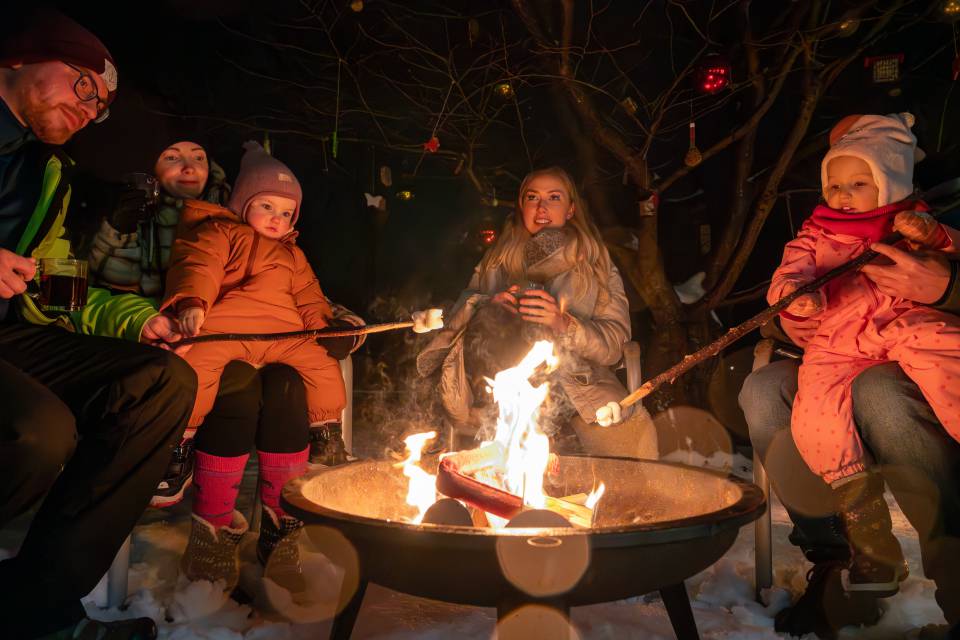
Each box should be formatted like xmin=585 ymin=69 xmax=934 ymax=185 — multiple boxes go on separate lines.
xmin=329 ymin=576 xmax=368 ymax=640
xmin=659 ymin=582 xmax=700 ymax=640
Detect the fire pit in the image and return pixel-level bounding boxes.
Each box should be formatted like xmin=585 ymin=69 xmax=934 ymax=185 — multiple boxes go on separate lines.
xmin=282 ymin=454 xmax=765 ymax=640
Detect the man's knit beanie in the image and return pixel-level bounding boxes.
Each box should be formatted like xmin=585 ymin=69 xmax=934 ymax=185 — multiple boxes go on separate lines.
xmin=822 ymin=113 xmax=924 ymax=207
xmin=227 ymin=141 xmax=302 ymax=224
xmin=0 ymin=8 xmax=118 ymax=121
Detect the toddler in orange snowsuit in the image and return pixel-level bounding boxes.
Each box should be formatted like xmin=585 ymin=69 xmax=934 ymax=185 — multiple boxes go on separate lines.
xmin=161 ymin=142 xmax=345 ymax=430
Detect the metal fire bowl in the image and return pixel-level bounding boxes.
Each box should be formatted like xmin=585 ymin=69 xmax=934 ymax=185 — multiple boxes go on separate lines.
xmin=282 ymin=455 xmax=765 ymax=608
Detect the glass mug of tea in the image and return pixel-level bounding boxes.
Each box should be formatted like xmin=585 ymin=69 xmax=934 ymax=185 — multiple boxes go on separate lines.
xmin=37 ymin=258 xmax=88 ymax=313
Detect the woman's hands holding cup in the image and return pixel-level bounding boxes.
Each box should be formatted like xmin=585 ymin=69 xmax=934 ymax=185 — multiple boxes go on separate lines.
xmin=492 ymin=285 xmax=569 ymax=334
xmin=491 ymin=284 xmax=520 ymax=312
xmin=518 ymin=288 xmax=569 ymax=335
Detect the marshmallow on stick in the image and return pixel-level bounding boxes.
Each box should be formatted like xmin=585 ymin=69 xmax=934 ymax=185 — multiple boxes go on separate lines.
xmin=412 ymin=308 xmax=444 ymax=333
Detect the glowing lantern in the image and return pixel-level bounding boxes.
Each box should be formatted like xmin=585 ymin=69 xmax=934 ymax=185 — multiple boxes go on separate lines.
xmin=695 ymin=54 xmax=731 ymax=94
xmin=479 ymin=228 xmax=497 ymax=246
xmin=864 ymin=54 xmax=903 ymax=84
xmin=396 ymin=189 xmax=415 ymax=202
xmin=495 ymin=82 xmax=515 ymax=100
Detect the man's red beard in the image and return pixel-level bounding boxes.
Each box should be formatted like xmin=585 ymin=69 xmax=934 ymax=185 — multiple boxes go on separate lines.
xmin=20 ymin=101 xmax=82 ymax=145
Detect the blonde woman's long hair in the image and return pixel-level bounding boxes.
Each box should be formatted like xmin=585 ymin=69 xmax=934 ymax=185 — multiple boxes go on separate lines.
xmin=478 ymin=167 xmax=613 ymax=306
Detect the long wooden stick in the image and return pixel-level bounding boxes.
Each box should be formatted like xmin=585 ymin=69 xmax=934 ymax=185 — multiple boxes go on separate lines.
xmin=176 ymin=321 xmax=414 ymax=346
xmin=618 ymin=231 xmax=904 ymax=410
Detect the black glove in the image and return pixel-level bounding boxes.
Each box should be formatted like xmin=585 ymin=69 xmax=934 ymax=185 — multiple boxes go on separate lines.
xmin=317 ymin=321 xmax=359 ymax=360
xmin=108 ymin=187 xmax=153 ymax=234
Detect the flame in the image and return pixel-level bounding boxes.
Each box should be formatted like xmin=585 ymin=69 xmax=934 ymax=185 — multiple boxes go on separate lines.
xmin=585 ymin=483 xmax=606 ymax=510
xmin=484 ymin=340 xmax=558 ymax=515
xmin=401 ymin=431 xmax=437 ymax=523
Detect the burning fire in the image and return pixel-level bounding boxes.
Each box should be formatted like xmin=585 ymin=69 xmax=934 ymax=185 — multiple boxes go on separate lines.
xmin=401 ymin=340 xmax=606 ymax=527
xmin=483 ymin=340 xmax=557 ymax=511
xmin=401 ymin=431 xmax=437 ymax=524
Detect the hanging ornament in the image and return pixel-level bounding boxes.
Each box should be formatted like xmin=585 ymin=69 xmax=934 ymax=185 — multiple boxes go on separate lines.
xmin=864 ymin=54 xmax=904 ymax=96
xmin=468 ymin=18 xmax=481 ymax=45
xmin=423 ymin=136 xmax=440 ymax=153
xmin=350 ymin=0 xmax=364 ymax=11
xmin=495 ymin=82 xmax=515 ymax=100
xmin=941 ymin=0 xmax=960 ymax=22
xmin=479 ymin=228 xmax=497 ymax=246
xmin=864 ymin=54 xmax=903 ymax=84
xmin=638 ymin=191 xmax=659 ymax=218
xmin=684 ymin=121 xmax=703 ymax=167
xmin=379 ymin=165 xmax=393 ymax=187
xmin=837 ymin=17 xmax=859 ymax=37
xmin=620 ymin=96 xmax=638 ymax=116
xmin=695 ymin=54 xmax=731 ymax=94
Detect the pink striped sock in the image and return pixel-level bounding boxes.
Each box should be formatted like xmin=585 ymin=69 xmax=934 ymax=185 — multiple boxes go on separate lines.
xmin=258 ymin=448 xmax=309 ymax=518
xmin=193 ymin=452 xmax=249 ymax=528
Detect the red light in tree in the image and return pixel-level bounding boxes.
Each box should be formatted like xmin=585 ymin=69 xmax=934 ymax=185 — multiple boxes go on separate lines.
xmin=480 ymin=228 xmax=497 ymax=245
xmin=696 ymin=55 xmax=731 ymax=94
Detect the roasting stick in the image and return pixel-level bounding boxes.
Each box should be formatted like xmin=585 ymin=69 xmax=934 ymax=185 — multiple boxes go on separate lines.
xmin=597 ymin=230 xmax=909 ymax=425
xmin=175 ymin=308 xmax=443 ymax=346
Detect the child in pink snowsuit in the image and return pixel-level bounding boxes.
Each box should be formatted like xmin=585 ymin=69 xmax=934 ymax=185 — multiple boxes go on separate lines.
xmin=770 ymin=113 xmax=960 ymax=484
xmin=769 ymin=113 xmax=960 ymax=593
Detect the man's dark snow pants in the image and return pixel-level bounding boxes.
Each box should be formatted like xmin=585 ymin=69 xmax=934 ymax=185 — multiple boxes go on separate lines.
xmin=0 ymin=322 xmax=196 ymax=638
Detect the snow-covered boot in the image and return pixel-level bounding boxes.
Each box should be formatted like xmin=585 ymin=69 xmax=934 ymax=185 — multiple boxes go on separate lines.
xmin=774 ymin=560 xmax=882 ymax=639
xmin=257 ymin=505 xmax=307 ymax=595
xmin=180 ymin=510 xmax=248 ymax=592
xmin=834 ymin=472 xmax=908 ymax=596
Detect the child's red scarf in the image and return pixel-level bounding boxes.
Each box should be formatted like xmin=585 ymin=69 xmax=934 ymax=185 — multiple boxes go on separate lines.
xmin=808 ymin=200 xmax=929 ymax=243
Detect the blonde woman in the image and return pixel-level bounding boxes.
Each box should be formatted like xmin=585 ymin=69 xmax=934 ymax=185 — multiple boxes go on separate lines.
xmin=418 ymin=167 xmax=658 ymax=458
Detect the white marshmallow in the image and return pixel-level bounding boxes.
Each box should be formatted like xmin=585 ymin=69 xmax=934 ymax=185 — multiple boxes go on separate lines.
xmin=412 ymin=308 xmax=444 ymax=333
xmin=595 ymin=401 xmax=622 ymax=426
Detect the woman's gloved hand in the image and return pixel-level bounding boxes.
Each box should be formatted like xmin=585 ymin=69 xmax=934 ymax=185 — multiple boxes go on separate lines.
xmin=107 ymin=186 xmax=154 ymax=234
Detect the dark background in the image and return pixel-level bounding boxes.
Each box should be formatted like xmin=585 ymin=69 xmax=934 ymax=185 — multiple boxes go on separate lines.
xmin=33 ymin=1 xmax=960 ymax=427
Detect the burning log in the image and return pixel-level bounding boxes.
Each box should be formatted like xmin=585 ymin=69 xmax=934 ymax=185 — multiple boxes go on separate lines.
xmin=436 ymin=454 xmax=523 ymax=519
xmin=436 ymin=446 xmax=591 ymax=526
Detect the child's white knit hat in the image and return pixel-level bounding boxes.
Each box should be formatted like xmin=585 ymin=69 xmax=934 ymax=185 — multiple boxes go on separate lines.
xmin=821 ymin=112 xmax=924 ymax=207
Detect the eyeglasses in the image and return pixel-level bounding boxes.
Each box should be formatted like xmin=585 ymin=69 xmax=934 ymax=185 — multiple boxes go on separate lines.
xmin=65 ymin=63 xmax=109 ymax=123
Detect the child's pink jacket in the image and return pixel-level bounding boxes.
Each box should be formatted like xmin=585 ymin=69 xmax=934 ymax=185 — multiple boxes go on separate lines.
xmin=768 ymin=202 xmax=960 ymax=483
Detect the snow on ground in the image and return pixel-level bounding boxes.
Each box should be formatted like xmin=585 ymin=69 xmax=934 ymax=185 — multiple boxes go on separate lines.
xmin=1 ymin=451 xmax=929 ymax=639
